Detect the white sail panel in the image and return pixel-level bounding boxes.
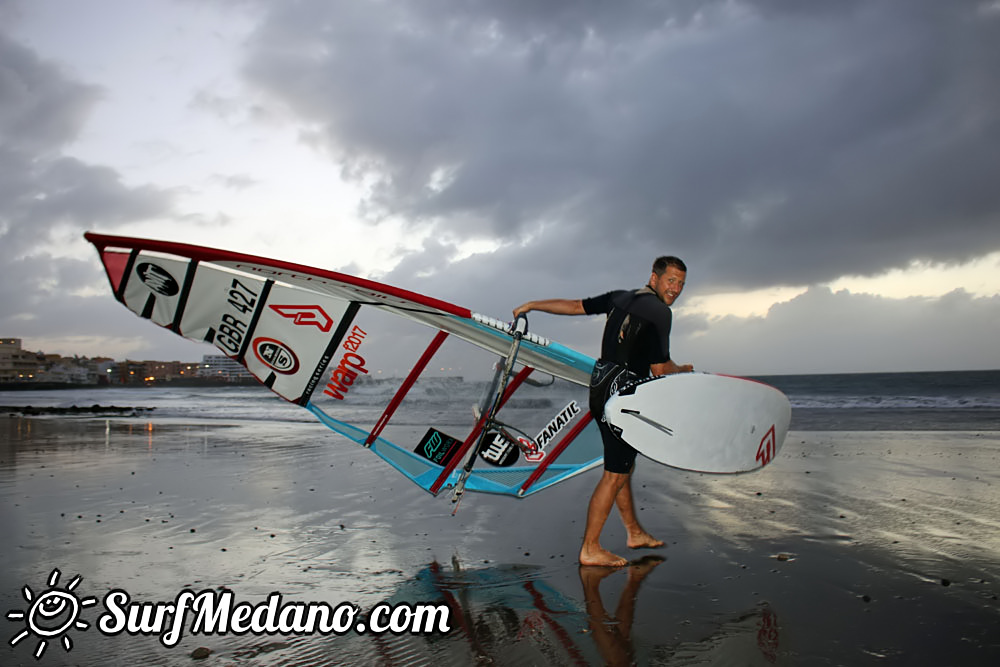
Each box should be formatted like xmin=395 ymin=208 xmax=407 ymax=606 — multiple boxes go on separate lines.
xmin=119 ymin=254 xmax=190 ymax=328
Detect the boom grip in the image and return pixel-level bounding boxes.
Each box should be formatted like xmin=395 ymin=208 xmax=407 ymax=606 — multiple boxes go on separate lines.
xmin=511 ymin=313 xmax=529 ymax=337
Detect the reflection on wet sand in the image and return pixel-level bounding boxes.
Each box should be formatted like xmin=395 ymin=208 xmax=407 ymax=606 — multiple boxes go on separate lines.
xmin=580 ymin=556 xmax=664 ymax=666
xmin=655 ymin=603 xmax=782 ymax=666
xmin=380 ymin=559 xmax=590 ymax=665
xmin=6 ymin=414 xmax=993 ymax=664
xmin=377 ymin=558 xmax=783 ymax=666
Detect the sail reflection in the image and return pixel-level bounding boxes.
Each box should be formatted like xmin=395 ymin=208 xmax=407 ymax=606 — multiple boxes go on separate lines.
xmin=376 ymin=557 xmax=783 ymax=666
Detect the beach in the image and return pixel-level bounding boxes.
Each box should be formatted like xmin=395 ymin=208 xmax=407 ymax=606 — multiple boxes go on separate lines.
xmin=2 ymin=403 xmax=999 ymax=666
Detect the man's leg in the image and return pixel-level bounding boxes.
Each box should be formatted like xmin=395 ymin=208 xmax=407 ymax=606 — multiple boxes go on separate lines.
xmin=579 ymin=471 xmax=630 ymax=567
xmin=614 ymin=472 xmax=664 ymax=549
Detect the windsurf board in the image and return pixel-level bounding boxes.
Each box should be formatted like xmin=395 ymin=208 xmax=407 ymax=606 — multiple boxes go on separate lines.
xmin=603 ymin=372 xmax=791 ymax=473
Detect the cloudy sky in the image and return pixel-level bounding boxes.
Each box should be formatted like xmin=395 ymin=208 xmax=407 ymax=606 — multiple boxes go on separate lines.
xmin=1 ymin=0 xmax=997 ymax=376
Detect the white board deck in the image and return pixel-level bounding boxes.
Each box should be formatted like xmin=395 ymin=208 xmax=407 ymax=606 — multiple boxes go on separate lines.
xmin=603 ymin=372 xmax=791 ymax=473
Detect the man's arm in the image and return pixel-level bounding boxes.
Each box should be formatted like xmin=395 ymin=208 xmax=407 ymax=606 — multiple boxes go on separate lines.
xmin=650 ymin=359 xmax=694 ymax=376
xmin=513 ymin=299 xmax=585 ymax=317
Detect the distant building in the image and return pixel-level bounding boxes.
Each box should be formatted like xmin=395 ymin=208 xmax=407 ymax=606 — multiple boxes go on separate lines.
xmin=198 ymin=354 xmax=253 ymax=380
xmin=116 ymin=360 xmax=149 ymax=385
xmin=178 ymin=362 xmax=200 ymax=378
xmin=95 ymin=359 xmax=118 ymax=384
xmin=38 ymin=362 xmax=97 ymax=385
xmin=0 ymin=338 xmax=41 ymax=382
xmin=144 ymin=360 xmax=180 ymax=381
xmin=139 ymin=361 xmax=200 ymax=382
xmin=0 ymin=338 xmax=222 ymax=386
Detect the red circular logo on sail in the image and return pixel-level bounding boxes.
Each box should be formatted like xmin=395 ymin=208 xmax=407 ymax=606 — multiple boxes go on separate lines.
xmin=252 ymin=338 xmax=299 ymax=375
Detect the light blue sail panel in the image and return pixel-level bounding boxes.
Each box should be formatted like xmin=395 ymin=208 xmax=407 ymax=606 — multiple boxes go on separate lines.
xmin=307 ymin=403 xmax=603 ymax=497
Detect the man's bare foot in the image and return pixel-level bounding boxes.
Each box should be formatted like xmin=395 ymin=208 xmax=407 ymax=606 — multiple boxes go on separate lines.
xmin=579 ymin=545 xmax=628 ymax=567
xmin=627 ymin=531 xmax=665 ymax=549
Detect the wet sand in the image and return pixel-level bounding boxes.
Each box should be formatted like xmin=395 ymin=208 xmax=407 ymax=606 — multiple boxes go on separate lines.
xmin=2 ymin=416 xmax=999 ymax=665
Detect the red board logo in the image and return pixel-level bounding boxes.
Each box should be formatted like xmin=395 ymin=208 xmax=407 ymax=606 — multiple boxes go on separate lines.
xmin=523 ymin=437 xmax=545 ymax=463
xmin=253 ymin=338 xmax=300 ymax=375
xmin=269 ymin=305 xmax=334 ymax=332
xmin=756 ymin=424 xmax=777 ymax=467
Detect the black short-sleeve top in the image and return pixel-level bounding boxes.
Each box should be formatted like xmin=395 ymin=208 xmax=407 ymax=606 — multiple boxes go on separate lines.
xmin=582 ymin=289 xmax=673 ymax=376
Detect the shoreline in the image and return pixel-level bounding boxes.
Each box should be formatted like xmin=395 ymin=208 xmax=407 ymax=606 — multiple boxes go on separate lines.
xmin=4 ymin=409 xmax=999 ymax=434
xmin=0 ymin=378 xmax=260 ymax=391
xmin=1 ymin=405 xmax=156 ymax=416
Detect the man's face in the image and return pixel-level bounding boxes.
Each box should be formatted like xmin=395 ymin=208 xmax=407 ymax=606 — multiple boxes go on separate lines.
xmin=650 ymin=266 xmax=686 ymax=306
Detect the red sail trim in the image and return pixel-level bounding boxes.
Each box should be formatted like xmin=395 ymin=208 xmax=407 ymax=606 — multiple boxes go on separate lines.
xmin=84 ymin=232 xmax=471 ymax=318
xmin=100 ymin=249 xmax=132 ymax=294
xmin=365 ymin=330 xmax=449 ymax=447
xmin=429 ymin=366 xmax=534 ymax=495
xmin=519 ymin=411 xmax=594 ymax=495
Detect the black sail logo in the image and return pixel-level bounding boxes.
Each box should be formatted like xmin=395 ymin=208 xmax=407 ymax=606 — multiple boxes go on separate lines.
xmin=136 ymin=263 xmax=179 ymax=296
xmin=253 ymin=338 xmax=300 ymax=375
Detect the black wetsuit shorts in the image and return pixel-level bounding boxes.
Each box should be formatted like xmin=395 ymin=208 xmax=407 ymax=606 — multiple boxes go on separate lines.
xmin=589 ymin=359 xmax=639 ymax=474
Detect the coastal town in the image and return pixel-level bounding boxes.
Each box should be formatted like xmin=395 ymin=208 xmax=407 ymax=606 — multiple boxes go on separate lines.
xmin=0 ymin=337 xmax=254 ymax=388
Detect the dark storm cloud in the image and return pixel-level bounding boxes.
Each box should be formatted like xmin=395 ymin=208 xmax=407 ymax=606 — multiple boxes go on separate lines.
xmin=0 ymin=32 xmax=98 ymax=152
xmin=0 ymin=29 xmax=174 ymax=342
xmin=2 ymin=155 xmax=171 ymax=252
xmin=0 ymin=32 xmax=174 ymax=239
xmin=374 ymin=247 xmax=1000 ymax=376
xmin=242 ymin=0 xmax=1000 ymax=291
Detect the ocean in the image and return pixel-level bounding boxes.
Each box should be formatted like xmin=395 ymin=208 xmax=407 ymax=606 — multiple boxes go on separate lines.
xmin=1 ymin=369 xmax=997 ymax=432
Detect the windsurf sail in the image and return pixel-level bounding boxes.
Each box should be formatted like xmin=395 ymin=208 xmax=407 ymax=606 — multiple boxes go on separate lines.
xmin=84 ymin=232 xmax=602 ymax=497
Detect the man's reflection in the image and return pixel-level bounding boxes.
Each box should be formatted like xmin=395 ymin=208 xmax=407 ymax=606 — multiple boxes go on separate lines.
xmin=580 ymin=555 xmax=665 ymax=666
xmin=379 ymin=557 xmax=779 ymax=664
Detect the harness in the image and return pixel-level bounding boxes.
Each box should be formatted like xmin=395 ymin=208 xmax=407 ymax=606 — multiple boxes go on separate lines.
xmin=612 ymin=285 xmax=657 ymax=367
xmin=590 ymin=286 xmax=660 ymax=413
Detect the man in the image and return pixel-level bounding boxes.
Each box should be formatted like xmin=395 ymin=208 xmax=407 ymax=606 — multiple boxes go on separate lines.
xmin=513 ymin=256 xmax=693 ymax=567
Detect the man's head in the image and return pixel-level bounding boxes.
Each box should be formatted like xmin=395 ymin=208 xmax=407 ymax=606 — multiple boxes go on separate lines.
xmin=649 ymin=256 xmax=686 ymax=306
